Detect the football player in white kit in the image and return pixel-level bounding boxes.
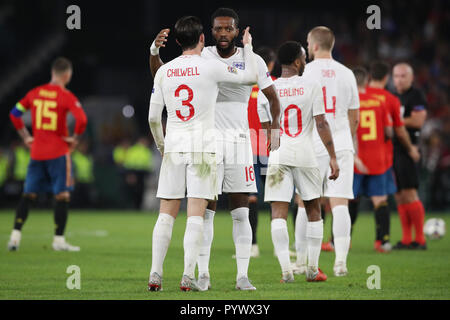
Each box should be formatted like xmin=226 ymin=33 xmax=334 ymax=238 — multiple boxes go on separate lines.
xmin=292 ymin=26 xmax=360 ymax=277
xmin=261 ymin=41 xmax=339 ymax=282
xmin=147 ymin=16 xmax=258 ymax=292
xmin=149 ymin=8 xmax=281 ymax=291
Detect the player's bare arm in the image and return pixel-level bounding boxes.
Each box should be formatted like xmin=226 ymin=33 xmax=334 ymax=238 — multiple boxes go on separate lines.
xmin=16 ymin=127 xmax=33 ymax=148
xmin=261 ymin=85 xmax=280 ymax=151
xmin=149 ymin=28 xmax=170 ymax=78
xmin=394 ymin=125 xmax=420 ymax=162
xmin=403 ymin=109 xmax=427 ymax=129
xmin=384 ymin=126 xmax=394 ymax=140
xmin=315 ymin=114 xmax=339 ymax=180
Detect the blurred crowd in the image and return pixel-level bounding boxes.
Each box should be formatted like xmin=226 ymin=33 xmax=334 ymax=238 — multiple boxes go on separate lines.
xmin=0 ymin=137 xmax=156 ymax=210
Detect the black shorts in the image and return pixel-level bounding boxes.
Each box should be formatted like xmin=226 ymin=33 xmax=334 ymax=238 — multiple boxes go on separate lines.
xmin=393 ymin=147 xmax=419 ymax=191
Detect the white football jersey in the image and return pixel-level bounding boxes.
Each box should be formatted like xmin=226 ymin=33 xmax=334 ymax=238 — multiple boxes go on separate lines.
xmin=260 ymin=75 xmax=325 ymax=167
xmin=150 ymin=54 xmax=256 ymax=153
xmin=201 ymin=46 xmax=273 ymax=141
xmin=303 ymin=59 xmax=359 ymax=156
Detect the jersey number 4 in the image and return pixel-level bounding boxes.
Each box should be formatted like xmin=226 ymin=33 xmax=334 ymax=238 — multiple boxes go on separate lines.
xmin=33 ymin=99 xmax=57 ymax=131
xmin=175 ymin=84 xmax=194 ymax=122
xmin=322 ymin=86 xmax=336 ymax=116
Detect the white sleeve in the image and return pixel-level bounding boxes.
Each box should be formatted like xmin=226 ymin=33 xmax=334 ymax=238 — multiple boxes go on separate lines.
xmin=257 ymin=89 xmax=272 ymax=123
xmin=210 ymin=44 xmax=257 ymax=85
xmin=312 ymin=81 xmax=326 ymax=116
xmin=148 ymin=71 xmax=165 ymax=153
xmin=255 ymin=54 xmax=273 ymax=90
xmin=347 ymin=71 xmax=360 ymax=110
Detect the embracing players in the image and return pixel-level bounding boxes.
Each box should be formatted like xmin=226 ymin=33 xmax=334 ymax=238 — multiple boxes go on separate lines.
xmin=293 ymin=26 xmax=360 ymax=277
xmin=262 ymin=41 xmax=339 ymax=283
xmin=147 ymin=16 xmax=258 ymax=291
xmin=7 ymin=57 xmax=87 ymax=252
xmin=149 ymin=8 xmax=281 ymax=291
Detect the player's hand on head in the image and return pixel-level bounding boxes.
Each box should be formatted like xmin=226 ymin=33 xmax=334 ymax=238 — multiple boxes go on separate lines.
xmin=242 ymin=27 xmax=252 ymax=46
xmin=408 ymin=145 xmax=420 ymax=163
xmin=155 ymin=28 xmax=170 ymax=48
xmin=329 ymin=157 xmax=340 ymax=180
xmin=354 ymin=156 xmax=369 ymax=175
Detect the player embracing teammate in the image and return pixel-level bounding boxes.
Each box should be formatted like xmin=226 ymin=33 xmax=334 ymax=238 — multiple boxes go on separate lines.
xmin=149 ymin=8 xmax=281 ymax=291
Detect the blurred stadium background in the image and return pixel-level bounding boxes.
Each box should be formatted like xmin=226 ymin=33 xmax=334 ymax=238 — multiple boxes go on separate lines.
xmin=0 ymin=0 xmax=448 ymax=212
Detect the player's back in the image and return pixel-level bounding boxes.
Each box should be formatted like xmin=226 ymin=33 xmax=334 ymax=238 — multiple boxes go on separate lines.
xmin=357 ymin=92 xmax=390 ymax=175
xmin=20 ymin=83 xmax=82 ymax=160
xmin=267 ymin=75 xmax=324 ymax=168
xmin=155 ymin=55 xmax=220 ymax=153
xmin=304 ymin=59 xmax=359 ymax=156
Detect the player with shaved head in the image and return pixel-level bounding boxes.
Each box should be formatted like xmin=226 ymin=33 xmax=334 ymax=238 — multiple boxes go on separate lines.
xmin=391 ymin=62 xmax=428 ymax=250
xmin=292 ymin=26 xmax=360 ymax=277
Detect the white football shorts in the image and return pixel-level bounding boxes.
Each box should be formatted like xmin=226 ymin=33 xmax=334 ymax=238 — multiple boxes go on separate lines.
xmin=216 ymin=139 xmax=257 ymax=194
xmin=265 ymin=164 xmax=322 ymax=202
xmin=316 ymin=150 xmax=355 ymax=199
xmin=156 ymin=152 xmax=217 ymax=200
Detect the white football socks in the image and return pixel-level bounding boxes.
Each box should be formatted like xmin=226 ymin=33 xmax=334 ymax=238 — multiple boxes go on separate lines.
xmin=307 ymin=219 xmax=323 ymax=269
xmin=332 ymin=205 xmax=351 ymax=265
xmin=150 ymin=213 xmax=175 ymax=277
xmin=197 ymin=209 xmax=215 ymax=276
xmin=183 ymin=216 xmax=204 ymax=278
xmin=231 ymin=207 xmax=252 ymax=280
xmin=295 ymin=207 xmax=308 ymax=266
xmin=271 ymin=218 xmax=291 ymax=273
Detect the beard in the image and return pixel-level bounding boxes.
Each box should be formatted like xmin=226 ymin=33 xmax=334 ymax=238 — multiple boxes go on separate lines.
xmin=215 ymin=36 xmax=237 ymax=56
xmin=307 ymin=50 xmax=314 ymax=61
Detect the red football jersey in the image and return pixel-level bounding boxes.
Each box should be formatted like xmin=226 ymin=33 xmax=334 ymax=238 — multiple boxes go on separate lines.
xmin=248 ymin=84 xmax=268 ymax=156
xmin=13 ymin=83 xmax=87 ymax=160
xmin=366 ymin=86 xmax=404 ymax=169
xmin=356 ymin=92 xmax=391 ymax=175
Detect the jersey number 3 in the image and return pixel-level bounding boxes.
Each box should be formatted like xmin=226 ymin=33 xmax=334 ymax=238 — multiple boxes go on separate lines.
xmin=33 ymin=99 xmax=57 ymax=131
xmin=175 ymin=84 xmax=195 ymax=122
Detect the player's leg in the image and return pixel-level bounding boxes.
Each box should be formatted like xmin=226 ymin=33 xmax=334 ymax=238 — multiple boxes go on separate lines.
xmin=399 ymin=188 xmax=426 ymax=249
xmin=149 ymin=152 xmax=185 ymax=291
xmin=294 ymin=166 xmax=326 ymax=281
xmin=197 ymin=200 xmax=216 ymax=288
xmin=181 ymin=152 xmax=217 ymax=291
xmin=8 ymin=159 xmax=44 ymax=251
xmin=293 ymin=196 xmax=308 ymax=274
xmin=303 ymin=198 xmax=327 ymax=282
xmin=222 ymin=141 xmax=256 ymax=290
xmin=393 ymin=150 xmax=417 ymax=248
xmin=228 ymin=192 xmax=255 ymax=290
xmin=248 ymin=154 xmax=261 ymax=257
xmin=372 ymin=195 xmax=391 ymax=252
xmin=325 ymin=151 xmax=354 ymax=276
xmin=181 ymin=197 xmax=208 ymax=291
xmin=265 ymin=164 xmax=295 ymax=282
xmin=149 ymin=198 xmax=180 ymax=291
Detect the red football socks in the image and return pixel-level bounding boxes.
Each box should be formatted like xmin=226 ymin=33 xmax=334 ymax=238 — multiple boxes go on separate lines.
xmin=408 ymin=200 xmax=426 ymax=245
xmin=397 ymin=203 xmax=412 ymax=245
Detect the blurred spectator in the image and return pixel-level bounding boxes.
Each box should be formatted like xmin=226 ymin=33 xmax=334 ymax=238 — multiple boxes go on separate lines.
xmin=0 ymin=148 xmax=9 ymax=205
xmin=72 ymin=139 xmax=96 ymax=208
xmin=114 ymin=137 xmax=154 ymax=209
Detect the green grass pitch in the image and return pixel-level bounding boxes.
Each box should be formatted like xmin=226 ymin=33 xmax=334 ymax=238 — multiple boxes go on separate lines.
xmin=0 ymin=209 xmax=449 ymax=300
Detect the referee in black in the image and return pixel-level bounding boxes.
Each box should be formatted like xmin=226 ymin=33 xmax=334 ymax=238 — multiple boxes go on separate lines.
xmin=391 ymin=63 xmax=428 ymax=250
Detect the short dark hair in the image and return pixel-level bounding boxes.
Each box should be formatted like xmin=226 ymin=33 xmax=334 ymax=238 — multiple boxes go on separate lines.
xmin=174 ymin=16 xmax=203 ymax=51
xmin=277 ymin=41 xmax=302 ymax=65
xmin=256 ymin=47 xmax=276 ymax=65
xmin=211 ymin=7 xmax=239 ymax=27
xmin=370 ymin=61 xmax=391 ymax=81
xmin=353 ymin=67 xmax=368 ymax=87
xmin=52 ymin=57 xmax=72 ymax=74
